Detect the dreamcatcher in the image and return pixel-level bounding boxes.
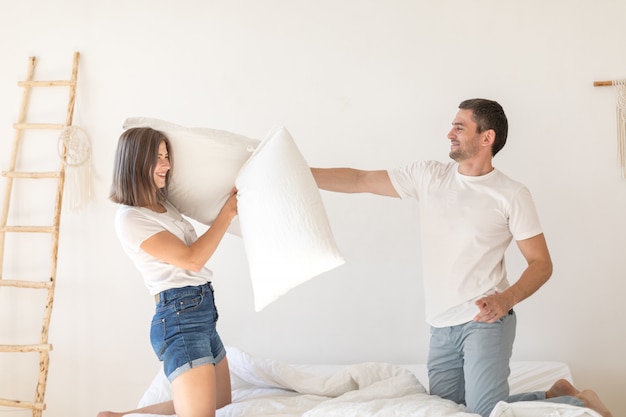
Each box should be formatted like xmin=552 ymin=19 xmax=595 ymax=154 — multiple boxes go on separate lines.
xmin=58 ymin=125 xmax=93 ymax=211
xmin=614 ymin=80 xmax=626 ymax=178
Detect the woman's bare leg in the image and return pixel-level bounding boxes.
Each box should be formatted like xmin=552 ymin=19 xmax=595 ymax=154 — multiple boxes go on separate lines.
xmin=215 ymin=356 xmax=232 ymax=409
xmin=170 ymin=364 xmax=218 ymax=417
xmin=97 ymin=356 xmax=232 ymax=417
xmin=97 ymin=400 xmax=175 ymax=417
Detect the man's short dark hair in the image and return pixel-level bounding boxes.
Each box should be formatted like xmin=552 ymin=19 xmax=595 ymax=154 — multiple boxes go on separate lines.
xmin=459 ymin=99 xmax=508 ymax=157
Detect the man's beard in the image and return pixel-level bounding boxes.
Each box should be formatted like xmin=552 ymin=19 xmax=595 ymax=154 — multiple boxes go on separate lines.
xmin=449 ymin=149 xmax=462 ymax=161
xmin=449 ymin=137 xmax=480 ymax=162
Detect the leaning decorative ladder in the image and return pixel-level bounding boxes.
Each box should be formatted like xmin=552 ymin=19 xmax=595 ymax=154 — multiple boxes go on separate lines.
xmin=0 ymin=52 xmax=80 ymax=416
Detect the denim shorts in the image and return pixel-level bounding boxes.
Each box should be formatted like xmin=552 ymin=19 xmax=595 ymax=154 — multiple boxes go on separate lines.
xmin=150 ymin=282 xmax=226 ymax=382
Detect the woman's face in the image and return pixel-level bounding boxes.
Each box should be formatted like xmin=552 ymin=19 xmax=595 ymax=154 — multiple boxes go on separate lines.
xmin=153 ymin=141 xmax=170 ymax=189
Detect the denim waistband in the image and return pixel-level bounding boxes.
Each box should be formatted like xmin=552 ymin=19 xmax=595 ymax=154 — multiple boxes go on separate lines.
xmin=154 ymin=282 xmax=212 ymax=304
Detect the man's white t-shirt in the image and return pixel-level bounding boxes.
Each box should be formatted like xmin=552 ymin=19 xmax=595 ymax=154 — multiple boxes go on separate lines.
xmin=388 ymin=161 xmax=543 ymax=327
xmin=115 ymin=200 xmax=212 ymax=295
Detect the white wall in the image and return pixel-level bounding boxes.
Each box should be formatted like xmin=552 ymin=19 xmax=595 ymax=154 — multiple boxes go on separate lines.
xmin=1 ymin=1 xmax=625 ymax=416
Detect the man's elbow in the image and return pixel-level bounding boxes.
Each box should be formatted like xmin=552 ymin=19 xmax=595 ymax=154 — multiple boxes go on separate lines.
xmin=542 ymin=258 xmax=554 ymax=282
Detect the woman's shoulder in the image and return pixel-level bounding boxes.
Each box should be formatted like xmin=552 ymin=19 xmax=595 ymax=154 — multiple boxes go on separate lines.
xmin=116 ymin=202 xmax=182 ymax=228
xmin=116 ymin=203 xmax=142 ymax=217
xmin=115 ymin=204 xmax=158 ymax=226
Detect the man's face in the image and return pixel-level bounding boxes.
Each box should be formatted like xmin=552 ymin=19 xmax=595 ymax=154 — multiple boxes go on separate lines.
xmin=447 ymin=109 xmax=482 ymax=162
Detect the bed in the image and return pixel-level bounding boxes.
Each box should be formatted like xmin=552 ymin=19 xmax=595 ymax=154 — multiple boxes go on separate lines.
xmin=129 ymin=346 xmax=600 ymax=417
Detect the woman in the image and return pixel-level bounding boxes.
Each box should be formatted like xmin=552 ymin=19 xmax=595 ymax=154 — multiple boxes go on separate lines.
xmin=100 ymin=127 xmax=236 ymax=417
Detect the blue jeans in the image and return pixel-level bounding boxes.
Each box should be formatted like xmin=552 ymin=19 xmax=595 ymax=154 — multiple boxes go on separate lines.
xmin=428 ymin=310 xmax=584 ymax=417
xmin=150 ymin=282 xmax=226 ymax=382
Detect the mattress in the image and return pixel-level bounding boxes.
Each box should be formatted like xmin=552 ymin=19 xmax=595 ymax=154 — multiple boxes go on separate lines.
xmin=131 ymin=346 xmax=599 ymax=417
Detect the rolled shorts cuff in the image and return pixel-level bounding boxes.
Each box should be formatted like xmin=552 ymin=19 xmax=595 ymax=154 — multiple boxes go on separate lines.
xmin=167 ymin=346 xmax=227 ymax=382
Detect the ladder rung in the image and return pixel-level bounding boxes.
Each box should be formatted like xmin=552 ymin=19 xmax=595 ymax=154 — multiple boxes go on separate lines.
xmin=18 ymin=80 xmax=75 ymax=87
xmin=0 ymin=344 xmax=52 ymax=353
xmin=0 ymin=226 xmax=57 ymax=233
xmin=0 ymin=397 xmax=46 ymax=411
xmin=0 ymin=279 xmax=53 ymax=289
xmin=2 ymin=170 xmax=61 ymax=179
xmin=13 ymin=123 xmax=64 ymax=130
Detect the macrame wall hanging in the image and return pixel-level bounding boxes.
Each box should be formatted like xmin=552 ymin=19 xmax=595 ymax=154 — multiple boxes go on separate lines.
xmin=58 ymin=125 xmax=94 ymax=211
xmin=594 ymin=78 xmax=626 ymax=177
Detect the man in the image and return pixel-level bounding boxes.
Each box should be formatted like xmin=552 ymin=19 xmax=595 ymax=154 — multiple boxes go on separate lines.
xmin=311 ymin=99 xmax=612 ymax=417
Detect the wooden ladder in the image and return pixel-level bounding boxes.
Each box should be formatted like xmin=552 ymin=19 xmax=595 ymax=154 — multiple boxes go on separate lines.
xmin=0 ymin=52 xmax=80 ymax=416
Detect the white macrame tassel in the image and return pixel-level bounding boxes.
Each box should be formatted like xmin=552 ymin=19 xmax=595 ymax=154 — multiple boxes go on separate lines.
xmin=614 ymin=80 xmax=626 ymax=178
xmin=58 ymin=125 xmax=94 ymax=211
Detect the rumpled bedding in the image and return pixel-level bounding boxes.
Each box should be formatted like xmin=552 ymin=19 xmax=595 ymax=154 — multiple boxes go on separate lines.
xmin=220 ymin=347 xmax=479 ymax=417
xmin=131 ymin=347 xmax=601 ymax=417
xmin=133 ymin=347 xmax=471 ymax=417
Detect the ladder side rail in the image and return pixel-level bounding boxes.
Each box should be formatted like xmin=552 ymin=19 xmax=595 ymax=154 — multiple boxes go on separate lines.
xmin=0 ymin=57 xmax=37 ymax=276
xmin=0 ymin=56 xmax=48 ymax=417
xmin=33 ymin=51 xmax=80 ymax=417
xmin=39 ymin=51 xmax=80 ymax=346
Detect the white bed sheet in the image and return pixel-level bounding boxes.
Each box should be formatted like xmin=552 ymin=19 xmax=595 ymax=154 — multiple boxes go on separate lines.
xmin=130 ymin=347 xmax=599 ymax=417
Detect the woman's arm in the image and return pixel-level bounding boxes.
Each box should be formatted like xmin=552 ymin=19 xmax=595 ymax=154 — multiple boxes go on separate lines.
xmin=140 ymin=189 xmax=238 ymax=272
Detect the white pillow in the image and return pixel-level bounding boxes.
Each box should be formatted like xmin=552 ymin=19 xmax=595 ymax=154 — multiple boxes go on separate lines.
xmin=122 ymin=117 xmax=259 ymax=235
xmin=235 ymin=126 xmax=345 ymax=311
xmin=121 ymin=118 xmax=345 ymax=311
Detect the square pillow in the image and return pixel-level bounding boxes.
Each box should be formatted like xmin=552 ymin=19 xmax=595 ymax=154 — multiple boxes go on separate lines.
xmin=122 ymin=117 xmax=259 ymax=235
xmin=235 ymin=126 xmax=345 ymax=311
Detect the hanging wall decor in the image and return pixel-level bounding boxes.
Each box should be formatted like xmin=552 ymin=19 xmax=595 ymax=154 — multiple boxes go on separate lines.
xmin=594 ymin=78 xmax=626 ymax=177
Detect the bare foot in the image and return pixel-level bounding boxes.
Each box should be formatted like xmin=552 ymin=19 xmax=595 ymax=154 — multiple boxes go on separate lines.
xmin=546 ymin=379 xmax=580 ymax=399
xmin=577 ymin=389 xmax=613 ymax=417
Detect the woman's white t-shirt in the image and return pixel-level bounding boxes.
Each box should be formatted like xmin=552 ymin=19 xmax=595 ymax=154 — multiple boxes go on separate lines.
xmin=388 ymin=161 xmax=543 ymax=327
xmin=115 ymin=200 xmax=212 ymax=295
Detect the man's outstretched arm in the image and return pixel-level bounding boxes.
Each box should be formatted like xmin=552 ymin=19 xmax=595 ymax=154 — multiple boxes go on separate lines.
xmin=311 ymin=168 xmax=400 ymax=197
